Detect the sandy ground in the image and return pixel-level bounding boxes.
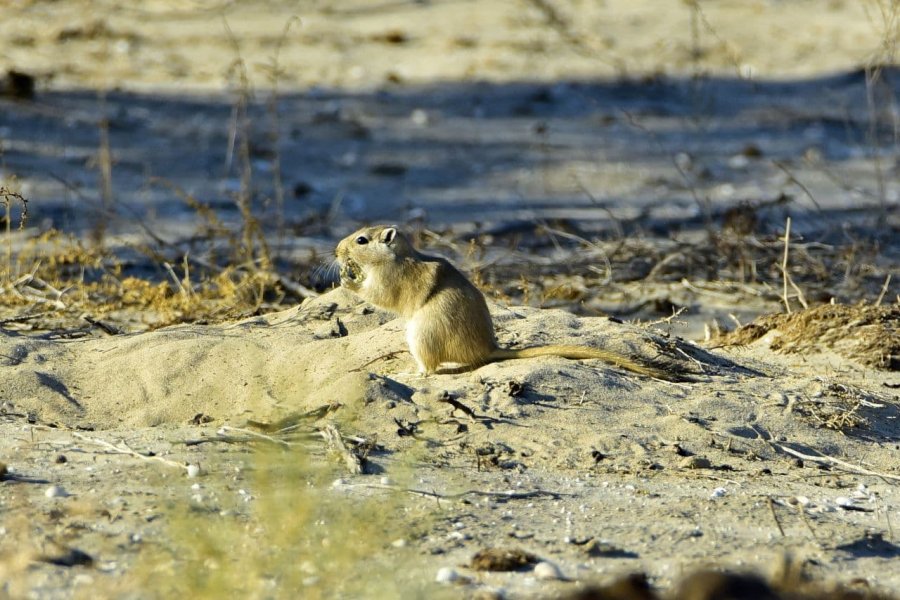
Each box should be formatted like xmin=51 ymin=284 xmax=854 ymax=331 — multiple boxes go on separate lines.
xmin=2 ymin=290 xmax=899 ymax=598
xmin=1 ymin=0 xmax=900 ymax=598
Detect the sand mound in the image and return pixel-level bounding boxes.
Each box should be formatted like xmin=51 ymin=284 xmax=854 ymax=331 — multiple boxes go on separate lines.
xmin=717 ymin=304 xmax=899 ymax=371
xmin=2 ymin=288 xmax=742 ymax=431
xmin=6 ymin=288 xmax=898 ymax=471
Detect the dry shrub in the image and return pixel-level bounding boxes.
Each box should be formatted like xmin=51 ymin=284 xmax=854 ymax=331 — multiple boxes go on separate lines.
xmin=714 ymin=304 xmax=899 ymax=370
xmin=0 ymin=228 xmax=291 ymax=331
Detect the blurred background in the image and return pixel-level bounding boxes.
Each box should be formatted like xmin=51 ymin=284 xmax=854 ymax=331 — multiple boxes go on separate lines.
xmin=1 ymin=0 xmax=897 ymax=335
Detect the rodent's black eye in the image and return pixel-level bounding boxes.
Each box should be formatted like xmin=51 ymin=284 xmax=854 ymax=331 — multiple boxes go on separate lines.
xmin=355 ymin=236 xmax=368 ymax=245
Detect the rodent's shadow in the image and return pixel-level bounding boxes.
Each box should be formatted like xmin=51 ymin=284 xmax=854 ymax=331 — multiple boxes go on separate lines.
xmin=835 ymin=533 xmax=900 ymax=559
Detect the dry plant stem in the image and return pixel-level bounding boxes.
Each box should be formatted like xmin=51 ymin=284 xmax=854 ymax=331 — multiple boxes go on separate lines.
xmin=767 ymin=497 xmax=786 ymax=537
xmin=1 ymin=187 xmax=28 ymax=284
xmin=780 ymin=218 xmax=808 ymax=313
xmin=769 ymin=441 xmax=900 ymax=483
xmin=621 ymin=111 xmax=714 ymax=235
xmin=95 ymin=94 xmax=114 ymax=245
xmin=321 ymin=424 xmax=363 ymax=475
xmin=673 ymin=346 xmax=707 ymax=374
xmin=72 ymin=432 xmax=189 ymax=473
xmin=0 ymin=313 xmax=46 ymax=326
xmin=860 ymin=0 xmax=899 ymax=223
xmin=522 ymin=0 xmax=620 ymax=69
xmin=571 ymin=175 xmax=625 ymax=242
xmin=781 ymin=217 xmax=791 ymax=314
xmin=688 ymin=0 xmax=745 ymax=77
xmin=272 ymin=273 xmax=317 ymax=299
xmin=51 ymin=172 xmax=166 ymax=247
xmin=349 ymin=349 xmax=408 ymax=372
xmin=887 ymin=508 xmax=895 ymax=544
xmin=537 ymin=221 xmax=612 ymax=284
xmin=218 ymin=425 xmax=293 ymax=447
xmin=222 ymin=17 xmax=271 ymax=272
xmin=865 ymin=66 xmax=889 ymax=220
xmin=163 ymin=262 xmax=187 ymax=296
xmin=3 ymin=194 xmax=9 ymax=283
xmin=773 ymin=161 xmax=823 ymax=212
xmin=10 ymin=270 xmax=67 ymax=310
xmin=876 ymin=273 xmax=892 ymax=305
xmin=795 ymin=504 xmax=823 ymax=547
xmin=341 ymin=482 xmax=568 ymax=501
xmin=266 ymin=16 xmax=299 ymax=244
xmin=645 ymin=305 xmax=688 ymax=327
xmin=181 ymin=253 xmax=192 ymax=295
xmin=218 ymin=424 xmax=367 ymax=452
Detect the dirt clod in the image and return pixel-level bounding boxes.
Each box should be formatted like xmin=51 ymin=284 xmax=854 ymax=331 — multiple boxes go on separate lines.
xmin=471 ymin=547 xmax=540 ymax=572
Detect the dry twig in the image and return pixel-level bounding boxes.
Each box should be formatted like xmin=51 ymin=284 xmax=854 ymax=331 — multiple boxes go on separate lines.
xmin=770 ymin=441 xmax=900 ymax=483
xmin=322 ymin=423 xmax=364 ymax=475
xmin=780 ymin=217 xmax=808 ymax=313
xmin=72 ymin=432 xmax=189 ymax=472
xmin=337 ymin=482 xmax=569 ymax=501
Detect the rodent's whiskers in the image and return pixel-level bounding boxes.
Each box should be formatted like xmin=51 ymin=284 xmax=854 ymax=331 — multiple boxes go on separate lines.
xmin=310 ymin=259 xmax=340 ymax=290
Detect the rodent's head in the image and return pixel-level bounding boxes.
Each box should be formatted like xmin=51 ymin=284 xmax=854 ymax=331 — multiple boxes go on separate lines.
xmin=335 ymin=225 xmax=416 ymax=291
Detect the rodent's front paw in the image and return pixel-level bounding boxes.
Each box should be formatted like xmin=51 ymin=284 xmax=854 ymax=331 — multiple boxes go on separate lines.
xmin=339 ymin=259 xmax=362 ymax=287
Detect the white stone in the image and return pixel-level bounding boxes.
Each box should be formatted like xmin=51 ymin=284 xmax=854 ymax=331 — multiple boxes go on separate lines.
xmin=534 ymin=561 xmax=563 ymax=580
xmin=45 ymin=485 xmax=69 ymax=498
xmin=435 ymin=567 xmax=460 ymax=584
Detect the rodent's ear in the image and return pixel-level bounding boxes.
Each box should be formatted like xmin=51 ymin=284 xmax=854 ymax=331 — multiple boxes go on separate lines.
xmin=379 ymin=227 xmax=397 ymax=245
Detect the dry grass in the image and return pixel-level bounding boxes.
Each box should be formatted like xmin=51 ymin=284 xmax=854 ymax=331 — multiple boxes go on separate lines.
xmin=0 ymin=228 xmax=291 ymax=332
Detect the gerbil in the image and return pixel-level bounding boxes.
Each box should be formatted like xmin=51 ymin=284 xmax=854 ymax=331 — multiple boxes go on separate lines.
xmin=335 ymin=225 xmax=683 ymax=380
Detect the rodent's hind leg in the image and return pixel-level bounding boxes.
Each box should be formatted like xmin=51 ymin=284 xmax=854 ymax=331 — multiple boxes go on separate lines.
xmin=406 ymin=318 xmax=442 ymax=375
xmin=434 ymin=364 xmax=477 ymax=375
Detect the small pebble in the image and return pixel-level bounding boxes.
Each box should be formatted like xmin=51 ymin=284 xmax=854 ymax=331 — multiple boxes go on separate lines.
xmin=380 ymin=476 xmax=393 ymax=486
xmin=435 ymin=567 xmax=460 ymax=584
xmin=728 ymin=154 xmax=750 ymax=169
xmin=471 ymin=589 xmax=504 ymax=600
xmin=391 ymin=539 xmax=407 ymax=548
xmin=186 ymin=464 xmax=200 ymax=478
xmin=680 ymin=456 xmax=712 ymax=470
xmin=45 ymin=485 xmax=69 ymax=498
xmin=533 ymin=561 xmax=563 ymax=580
xmin=674 ymin=151 xmax=693 ymax=171
xmin=710 ymin=487 xmax=727 ymax=498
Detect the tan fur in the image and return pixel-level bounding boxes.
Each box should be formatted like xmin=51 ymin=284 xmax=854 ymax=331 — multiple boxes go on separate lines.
xmin=336 ymin=225 xmax=681 ymax=380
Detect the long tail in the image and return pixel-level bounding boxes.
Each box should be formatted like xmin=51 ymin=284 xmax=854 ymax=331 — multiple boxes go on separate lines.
xmin=489 ymin=345 xmax=693 ymax=382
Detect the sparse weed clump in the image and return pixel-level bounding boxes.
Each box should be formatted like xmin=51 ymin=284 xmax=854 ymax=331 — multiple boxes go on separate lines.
xmin=0 ymin=227 xmax=293 ymax=332
xmin=129 ymin=447 xmax=433 ymax=600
